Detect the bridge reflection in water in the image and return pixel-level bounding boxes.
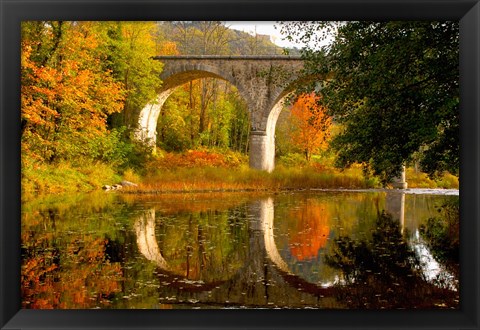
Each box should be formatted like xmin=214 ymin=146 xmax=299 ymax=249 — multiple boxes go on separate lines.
xmin=134 ymin=193 xmax=457 ymax=308
xmin=134 ymin=198 xmax=337 ymax=308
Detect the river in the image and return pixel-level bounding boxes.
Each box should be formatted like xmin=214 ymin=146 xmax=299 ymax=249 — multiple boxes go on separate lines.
xmin=21 ymin=189 xmax=459 ymax=309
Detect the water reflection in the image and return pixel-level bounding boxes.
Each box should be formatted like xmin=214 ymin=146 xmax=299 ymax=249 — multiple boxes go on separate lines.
xmin=135 ymin=209 xmax=171 ymax=271
xmin=385 ymin=192 xmax=458 ymax=291
xmin=21 ymin=191 xmax=459 ymax=309
xmin=256 ymin=198 xmax=290 ymax=273
xmin=385 ymin=191 xmax=405 ymax=231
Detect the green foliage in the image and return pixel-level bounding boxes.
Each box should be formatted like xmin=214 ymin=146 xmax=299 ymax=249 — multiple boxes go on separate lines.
xmin=226 ymin=93 xmax=250 ymax=153
xmin=278 ymin=153 xmax=308 ymax=168
xmin=157 ymin=80 xmax=250 ymax=153
xmin=86 ymin=127 xmax=132 ymax=166
xmin=86 ymin=127 xmax=155 ymax=171
xmin=98 ymin=22 xmax=163 ymax=127
xmin=280 ymin=21 xmax=459 ymax=183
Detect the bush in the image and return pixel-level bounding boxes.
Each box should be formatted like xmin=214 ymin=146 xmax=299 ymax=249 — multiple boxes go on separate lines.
xmin=122 ymin=168 xmax=142 ymax=184
xmin=277 ymin=153 xmax=308 ymax=168
xmin=435 ymin=172 xmax=459 ymax=189
xmin=406 ymin=168 xmax=459 ymax=189
xmin=86 ymin=127 xmax=133 ymax=167
xmin=147 ymin=149 xmax=247 ymax=170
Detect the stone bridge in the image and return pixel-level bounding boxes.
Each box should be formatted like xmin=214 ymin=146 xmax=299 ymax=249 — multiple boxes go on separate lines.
xmin=134 ymin=55 xmax=407 ymax=187
xmin=135 ymin=55 xmax=306 ymax=172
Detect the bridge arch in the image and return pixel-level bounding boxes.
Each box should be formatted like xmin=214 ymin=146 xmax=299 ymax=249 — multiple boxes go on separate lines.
xmin=135 ymin=55 xmax=305 ymax=172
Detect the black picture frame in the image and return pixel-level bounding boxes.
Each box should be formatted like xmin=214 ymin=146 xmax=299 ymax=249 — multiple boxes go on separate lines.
xmin=1 ymin=0 xmax=479 ymax=329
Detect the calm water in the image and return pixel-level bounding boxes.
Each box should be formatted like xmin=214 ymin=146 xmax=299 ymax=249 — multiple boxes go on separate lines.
xmin=21 ymin=190 xmax=459 ymax=309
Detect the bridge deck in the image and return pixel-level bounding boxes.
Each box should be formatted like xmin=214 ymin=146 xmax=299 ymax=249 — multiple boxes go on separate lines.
xmin=153 ymin=55 xmax=303 ymax=60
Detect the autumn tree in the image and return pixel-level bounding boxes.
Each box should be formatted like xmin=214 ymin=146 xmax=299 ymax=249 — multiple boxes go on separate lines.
xmin=21 ymin=21 xmax=125 ymax=164
xmin=289 ymin=93 xmax=331 ymax=162
xmin=280 ymin=21 xmax=459 ymax=181
xmin=157 ymin=41 xmax=179 ymax=56
xmin=99 ymin=22 xmax=163 ymax=128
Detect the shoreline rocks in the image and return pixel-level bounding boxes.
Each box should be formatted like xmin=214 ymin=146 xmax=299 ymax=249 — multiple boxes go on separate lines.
xmin=103 ymin=180 xmax=138 ymax=191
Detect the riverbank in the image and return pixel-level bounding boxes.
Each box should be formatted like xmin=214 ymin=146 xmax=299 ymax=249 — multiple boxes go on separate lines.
xmin=21 ymin=150 xmax=459 ymax=198
xmin=22 ymin=161 xmax=121 ymax=198
xmin=22 ymin=163 xmax=374 ymax=197
xmin=122 ymin=166 xmax=379 ymax=194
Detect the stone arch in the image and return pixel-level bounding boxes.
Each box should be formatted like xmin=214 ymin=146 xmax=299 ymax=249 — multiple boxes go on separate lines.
xmin=134 ymin=56 xmax=308 ymax=172
xmin=248 ymin=94 xmax=290 ymax=172
xmin=135 ymin=64 xmax=252 ymax=144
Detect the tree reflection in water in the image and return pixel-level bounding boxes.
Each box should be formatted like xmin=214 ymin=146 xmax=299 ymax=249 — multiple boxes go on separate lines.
xmin=419 ymin=200 xmax=459 ymax=272
xmin=21 ymin=192 xmax=460 ymax=309
xmin=324 ymin=211 xmax=459 ymax=309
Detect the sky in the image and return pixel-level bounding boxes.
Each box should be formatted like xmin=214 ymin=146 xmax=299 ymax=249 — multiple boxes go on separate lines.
xmin=226 ymin=21 xmax=332 ymax=50
xmin=226 ymin=21 xmax=303 ymax=49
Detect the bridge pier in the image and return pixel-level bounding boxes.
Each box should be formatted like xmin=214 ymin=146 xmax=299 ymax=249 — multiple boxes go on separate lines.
xmin=249 ymin=131 xmax=275 ymax=172
xmin=391 ymin=165 xmax=408 ymax=189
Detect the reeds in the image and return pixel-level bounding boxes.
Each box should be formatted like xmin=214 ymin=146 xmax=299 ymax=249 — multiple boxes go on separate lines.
xmin=124 ymin=165 xmax=376 ymax=194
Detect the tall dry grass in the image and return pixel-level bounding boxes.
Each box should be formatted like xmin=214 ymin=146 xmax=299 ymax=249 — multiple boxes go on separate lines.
xmin=124 ymin=163 xmax=377 ymax=194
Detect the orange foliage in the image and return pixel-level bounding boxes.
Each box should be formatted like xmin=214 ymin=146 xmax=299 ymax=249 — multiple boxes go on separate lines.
xmin=21 ymin=22 xmax=125 ymax=161
xmin=153 ymin=150 xmax=243 ymax=169
xmin=288 ymin=200 xmax=331 ymax=261
xmin=290 ymin=93 xmax=331 ymax=161
xmin=22 ymin=235 xmax=123 ymax=309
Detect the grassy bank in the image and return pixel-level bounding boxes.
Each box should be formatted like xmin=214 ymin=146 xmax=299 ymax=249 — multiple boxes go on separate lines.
xmin=123 ymin=167 xmax=458 ymax=194
xmin=22 ymin=161 xmax=121 ymax=199
xmin=21 ymin=149 xmax=459 ymax=197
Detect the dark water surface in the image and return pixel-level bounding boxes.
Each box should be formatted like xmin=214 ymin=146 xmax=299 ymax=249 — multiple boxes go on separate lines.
xmin=21 ymin=190 xmax=459 ymax=309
